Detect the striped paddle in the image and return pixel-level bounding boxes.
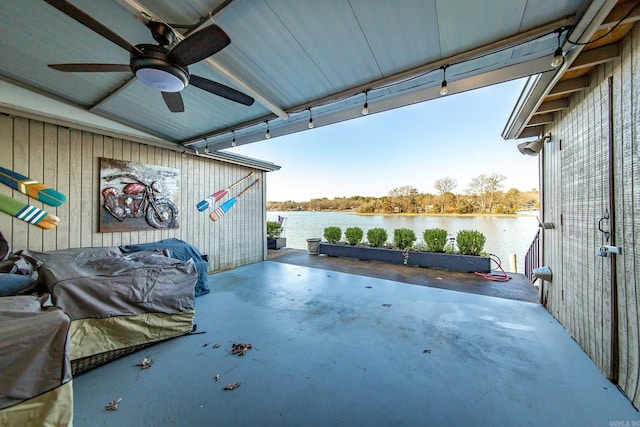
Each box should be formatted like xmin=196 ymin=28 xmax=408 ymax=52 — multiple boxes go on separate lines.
xmin=0 ymin=166 xmax=67 ymax=207
xmin=197 ymin=172 xmax=253 ymax=212
xmin=210 ymin=178 xmax=262 ymax=222
xmin=0 ymin=193 xmax=60 ymax=230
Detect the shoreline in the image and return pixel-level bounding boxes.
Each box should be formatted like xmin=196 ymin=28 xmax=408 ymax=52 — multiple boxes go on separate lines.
xmin=267 ymin=210 xmax=539 ymax=218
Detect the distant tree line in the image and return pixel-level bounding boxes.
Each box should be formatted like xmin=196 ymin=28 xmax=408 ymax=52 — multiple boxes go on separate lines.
xmin=267 ymin=174 xmax=539 ymax=214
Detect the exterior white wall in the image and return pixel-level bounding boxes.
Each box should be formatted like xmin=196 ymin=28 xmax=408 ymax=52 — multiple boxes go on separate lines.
xmin=0 ymin=114 xmax=267 ymax=272
xmin=541 ymin=24 xmax=640 ymax=408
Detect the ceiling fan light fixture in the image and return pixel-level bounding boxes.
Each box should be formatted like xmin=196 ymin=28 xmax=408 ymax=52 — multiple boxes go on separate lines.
xmin=135 ymin=68 xmax=186 ymax=91
xmin=131 ymin=44 xmax=189 ymax=92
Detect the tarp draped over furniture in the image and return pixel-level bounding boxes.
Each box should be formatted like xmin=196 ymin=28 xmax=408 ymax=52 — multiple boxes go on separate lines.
xmin=120 ymin=238 xmax=210 ymax=297
xmin=0 ymin=295 xmax=73 ymax=427
xmin=19 ymin=247 xmax=197 ymax=367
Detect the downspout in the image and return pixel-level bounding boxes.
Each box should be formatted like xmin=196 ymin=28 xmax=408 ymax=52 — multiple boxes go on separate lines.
xmin=607 ymin=76 xmax=619 ymax=384
xmin=539 ymin=131 xmax=546 ymax=305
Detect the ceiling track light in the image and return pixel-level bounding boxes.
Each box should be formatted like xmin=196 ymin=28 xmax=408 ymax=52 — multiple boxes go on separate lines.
xmin=362 ymin=90 xmax=369 ymax=115
xmin=265 ymin=121 xmax=271 ymax=139
xmin=440 ymin=65 xmax=449 ymax=96
xmin=551 ymin=30 xmax=564 ymax=68
xmin=308 ymin=108 xmax=314 ymax=129
xmin=231 ymin=130 xmax=236 ymax=147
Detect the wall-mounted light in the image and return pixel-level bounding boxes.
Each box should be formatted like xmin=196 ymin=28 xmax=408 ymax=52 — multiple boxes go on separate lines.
xmin=362 ymin=90 xmax=369 ymax=115
xmin=308 ymin=108 xmax=314 ymax=129
xmin=517 ymin=133 xmax=551 ymax=156
xmin=440 ymin=65 xmax=449 ymax=96
xmin=265 ymin=121 xmax=271 ymax=139
xmin=231 ymin=130 xmax=237 ymax=147
xmin=551 ymin=31 xmax=564 ymax=68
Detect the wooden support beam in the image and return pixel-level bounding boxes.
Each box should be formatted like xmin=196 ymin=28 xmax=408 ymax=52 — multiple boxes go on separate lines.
xmin=526 ymin=113 xmax=555 ymax=127
xmin=549 ymin=77 xmax=591 ymax=96
xmin=569 ymin=43 xmax=620 ymax=70
xmin=600 ymin=2 xmax=640 ymax=28
xmin=519 ymin=126 xmax=545 ymax=138
xmin=536 ymin=99 xmax=570 ymax=114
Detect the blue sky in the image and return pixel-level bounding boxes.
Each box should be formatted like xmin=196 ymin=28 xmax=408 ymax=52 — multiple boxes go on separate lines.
xmin=228 ymin=78 xmax=538 ymax=202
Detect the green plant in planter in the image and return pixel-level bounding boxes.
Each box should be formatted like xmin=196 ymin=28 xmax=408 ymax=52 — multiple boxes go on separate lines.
xmin=266 ymin=221 xmax=283 ymax=239
xmin=367 ymin=228 xmax=388 ymax=247
xmin=423 ymin=228 xmax=448 ymax=252
xmin=456 ymin=230 xmax=486 ymax=256
xmin=324 ymin=226 xmax=342 ymax=244
xmin=345 ymin=227 xmax=364 ymax=246
xmin=393 ymin=228 xmax=416 ymax=250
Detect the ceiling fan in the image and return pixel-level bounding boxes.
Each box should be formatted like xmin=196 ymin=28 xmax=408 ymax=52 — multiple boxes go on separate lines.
xmin=43 ymin=0 xmax=255 ymax=112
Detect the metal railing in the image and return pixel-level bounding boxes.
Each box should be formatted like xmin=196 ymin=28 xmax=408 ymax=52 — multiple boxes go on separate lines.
xmin=524 ymin=230 xmax=541 ymax=282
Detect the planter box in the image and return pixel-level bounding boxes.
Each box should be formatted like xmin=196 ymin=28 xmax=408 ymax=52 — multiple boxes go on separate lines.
xmin=406 ymin=251 xmax=490 ymax=273
xmin=319 ymin=243 xmax=404 ymax=264
xmin=318 ymin=243 xmax=490 ymax=273
xmin=267 ymin=237 xmax=287 ymax=250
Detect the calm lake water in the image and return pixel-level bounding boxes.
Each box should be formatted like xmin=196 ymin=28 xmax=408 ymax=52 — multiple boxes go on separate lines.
xmin=267 ymin=211 xmax=540 ymax=273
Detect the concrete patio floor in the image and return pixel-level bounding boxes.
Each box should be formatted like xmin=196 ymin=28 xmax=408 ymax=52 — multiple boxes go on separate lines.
xmin=72 ymin=260 xmax=639 ymax=426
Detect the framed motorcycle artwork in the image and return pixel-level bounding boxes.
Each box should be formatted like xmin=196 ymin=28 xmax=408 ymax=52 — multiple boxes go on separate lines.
xmin=99 ymin=158 xmax=180 ymax=232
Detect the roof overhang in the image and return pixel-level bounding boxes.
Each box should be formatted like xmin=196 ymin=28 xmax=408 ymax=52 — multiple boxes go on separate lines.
xmin=503 ymin=0 xmax=639 ymax=140
xmin=0 ymin=0 xmax=600 ymax=152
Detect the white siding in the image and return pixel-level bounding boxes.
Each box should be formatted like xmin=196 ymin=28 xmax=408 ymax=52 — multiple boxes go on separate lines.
xmin=0 ymin=115 xmax=267 ymax=273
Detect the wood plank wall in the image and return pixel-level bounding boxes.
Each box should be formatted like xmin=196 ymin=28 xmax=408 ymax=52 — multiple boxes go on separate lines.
xmin=542 ymin=24 xmax=640 ymax=408
xmin=0 ymin=115 xmax=267 ymax=272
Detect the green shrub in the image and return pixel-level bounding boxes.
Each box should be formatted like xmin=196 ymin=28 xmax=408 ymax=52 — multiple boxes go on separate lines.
xmin=393 ymin=228 xmax=416 ymax=250
xmin=423 ymin=228 xmax=448 ymax=252
xmin=323 ymin=226 xmax=342 ymax=244
xmin=345 ymin=227 xmax=364 ymax=246
xmin=266 ymin=221 xmax=282 ymax=239
xmin=456 ymin=230 xmax=486 ymax=256
xmin=367 ymin=228 xmax=388 ymax=247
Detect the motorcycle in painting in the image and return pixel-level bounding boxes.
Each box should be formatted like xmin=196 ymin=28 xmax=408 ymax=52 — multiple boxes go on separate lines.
xmin=102 ymin=173 xmax=179 ymax=229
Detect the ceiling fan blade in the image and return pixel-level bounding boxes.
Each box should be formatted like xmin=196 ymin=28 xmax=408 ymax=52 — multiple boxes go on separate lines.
xmin=168 ymin=24 xmax=230 ymax=67
xmin=190 ymin=75 xmax=254 ymax=106
xmin=162 ymin=92 xmax=185 ymax=113
xmin=48 ymin=64 xmax=130 ymax=72
xmin=43 ymin=0 xmax=140 ymax=54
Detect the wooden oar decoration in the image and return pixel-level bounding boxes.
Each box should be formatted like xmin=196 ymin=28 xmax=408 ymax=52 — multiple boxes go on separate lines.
xmin=197 ymin=172 xmax=253 ymax=212
xmin=210 ymin=178 xmax=262 ymax=222
xmin=0 ymin=166 xmax=67 ymax=207
xmin=0 ymin=193 xmax=60 ymax=230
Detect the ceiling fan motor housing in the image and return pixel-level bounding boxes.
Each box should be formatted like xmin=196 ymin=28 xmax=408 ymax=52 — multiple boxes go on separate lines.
xmin=130 ymin=44 xmax=189 ymax=92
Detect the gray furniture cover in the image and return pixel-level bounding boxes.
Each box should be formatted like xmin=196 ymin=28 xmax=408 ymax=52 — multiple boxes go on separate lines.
xmin=19 ymin=247 xmax=197 ymax=361
xmin=0 ymin=295 xmax=73 ymax=426
xmin=21 ymin=247 xmax=196 ymax=320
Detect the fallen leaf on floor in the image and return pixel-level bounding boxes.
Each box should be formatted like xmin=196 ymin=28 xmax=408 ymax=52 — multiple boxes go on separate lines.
xmin=224 ymin=382 xmax=241 ymax=391
xmin=423 ymin=349 xmax=432 ymax=354
xmin=366 ymin=286 xmax=372 ymax=289
xmin=105 ymin=398 xmax=122 ymax=411
xmin=136 ymin=358 xmax=154 ymax=369
xmin=231 ymin=343 xmax=252 ymax=356
xmin=215 ymin=374 xmax=220 ymax=381
xmin=382 ymin=304 xmax=392 ymax=308
xmin=212 ymin=343 xmax=221 ymax=349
